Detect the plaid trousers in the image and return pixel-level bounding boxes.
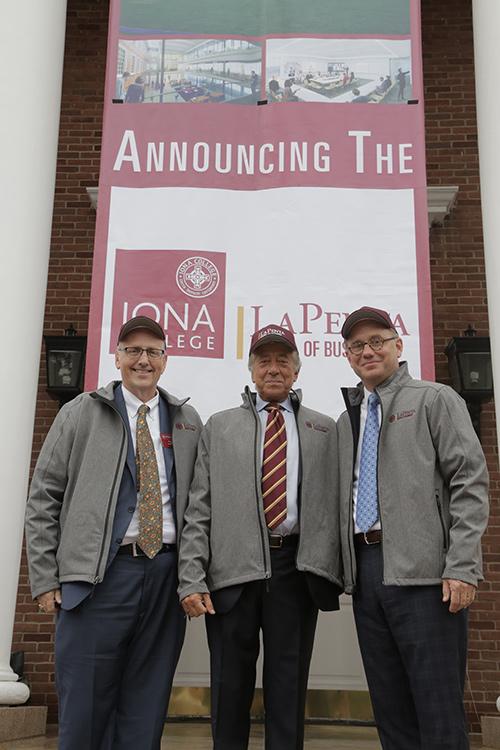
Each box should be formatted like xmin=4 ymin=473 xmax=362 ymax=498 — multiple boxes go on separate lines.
xmin=353 ymin=543 xmax=469 ymax=750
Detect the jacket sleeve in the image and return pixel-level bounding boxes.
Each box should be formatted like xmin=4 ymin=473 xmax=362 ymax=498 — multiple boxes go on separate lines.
xmin=428 ymin=386 xmax=489 ymax=585
xmin=25 ymin=402 xmax=78 ymax=599
xmin=175 ymin=402 xmax=204 ymax=510
xmin=178 ymin=421 xmax=212 ymax=600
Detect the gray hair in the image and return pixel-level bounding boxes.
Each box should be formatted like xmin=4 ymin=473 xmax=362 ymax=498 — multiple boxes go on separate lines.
xmin=248 ymin=349 xmax=302 ymax=374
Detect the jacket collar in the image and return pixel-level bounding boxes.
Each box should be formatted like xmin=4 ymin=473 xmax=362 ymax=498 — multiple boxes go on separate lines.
xmin=241 ymin=386 xmax=303 ymax=413
xmin=90 ymin=380 xmax=190 ymax=407
xmin=341 ymin=361 xmax=411 ymax=409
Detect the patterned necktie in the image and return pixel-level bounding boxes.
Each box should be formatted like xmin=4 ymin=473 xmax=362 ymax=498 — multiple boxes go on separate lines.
xmin=356 ymin=392 xmax=380 ymax=533
xmin=262 ymin=404 xmax=287 ymax=530
xmin=136 ymin=404 xmax=163 ymax=558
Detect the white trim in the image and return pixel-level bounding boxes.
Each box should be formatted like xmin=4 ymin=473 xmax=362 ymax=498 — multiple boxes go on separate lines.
xmin=427 ymin=185 xmax=459 ymax=227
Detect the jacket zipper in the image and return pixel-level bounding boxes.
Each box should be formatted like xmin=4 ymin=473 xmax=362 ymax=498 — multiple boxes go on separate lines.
xmin=375 ymin=394 xmax=386 ymax=583
xmin=435 ymin=490 xmax=448 ymax=551
xmin=347 ymin=485 xmax=355 ymax=588
xmin=250 ymin=394 xmax=271 ymax=583
xmin=168 ymin=403 xmax=180 ymax=547
xmin=92 ymin=400 xmax=128 ymax=585
xmin=294 ymin=398 xmax=303 ymax=568
xmin=344 ymin=388 xmax=360 ymax=591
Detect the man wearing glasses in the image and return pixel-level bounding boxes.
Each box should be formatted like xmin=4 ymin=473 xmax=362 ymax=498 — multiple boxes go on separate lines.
xmin=337 ymin=306 xmax=489 ymax=750
xmin=25 ymin=316 xmax=202 ymax=750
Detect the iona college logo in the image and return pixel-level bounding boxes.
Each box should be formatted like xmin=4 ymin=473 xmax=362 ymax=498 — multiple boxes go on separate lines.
xmin=176 ymin=256 xmax=220 ymax=298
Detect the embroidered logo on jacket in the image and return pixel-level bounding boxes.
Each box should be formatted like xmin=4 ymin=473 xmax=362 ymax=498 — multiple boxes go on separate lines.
xmin=305 ymin=420 xmax=329 ymax=433
xmin=388 ymin=409 xmax=416 ymax=423
xmin=175 ymin=422 xmax=198 ymax=431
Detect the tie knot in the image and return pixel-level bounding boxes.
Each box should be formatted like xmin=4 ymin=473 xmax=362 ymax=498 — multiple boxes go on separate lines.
xmin=265 ymin=403 xmax=282 ymax=413
xmin=138 ymin=404 xmax=149 ymax=417
xmin=368 ymin=393 xmax=379 ymax=408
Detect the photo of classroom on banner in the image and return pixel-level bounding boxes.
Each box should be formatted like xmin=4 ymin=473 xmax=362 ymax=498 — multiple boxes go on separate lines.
xmin=266 ymin=38 xmax=412 ymax=103
xmin=114 ymin=38 xmax=262 ymax=104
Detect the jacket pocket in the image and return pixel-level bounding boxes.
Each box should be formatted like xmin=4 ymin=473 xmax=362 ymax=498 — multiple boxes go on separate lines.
xmin=435 ymin=490 xmax=448 ymax=551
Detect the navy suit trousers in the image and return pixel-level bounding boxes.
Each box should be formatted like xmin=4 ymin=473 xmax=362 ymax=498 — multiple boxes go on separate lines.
xmin=353 ymin=543 xmax=469 ymax=750
xmin=55 ymin=549 xmax=185 ymax=750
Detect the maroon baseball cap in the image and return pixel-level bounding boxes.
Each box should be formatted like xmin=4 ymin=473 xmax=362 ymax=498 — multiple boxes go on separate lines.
xmin=249 ymin=325 xmax=298 ymax=355
xmin=117 ymin=316 xmax=166 ymax=344
xmin=341 ymin=306 xmax=394 ymax=339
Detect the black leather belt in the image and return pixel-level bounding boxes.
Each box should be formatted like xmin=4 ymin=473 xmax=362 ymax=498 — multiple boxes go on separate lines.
xmin=268 ymin=534 xmax=299 ymax=550
xmin=354 ymin=530 xmax=382 ymax=546
xmin=117 ymin=542 xmax=174 ymax=557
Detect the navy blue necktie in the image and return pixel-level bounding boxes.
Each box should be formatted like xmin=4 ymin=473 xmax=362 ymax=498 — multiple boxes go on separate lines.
xmin=356 ymin=393 xmax=380 ymax=532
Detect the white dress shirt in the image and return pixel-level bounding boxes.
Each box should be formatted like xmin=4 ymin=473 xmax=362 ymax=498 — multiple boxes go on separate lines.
xmin=352 ymin=387 xmax=382 ymax=534
xmin=256 ymin=393 xmax=299 ymax=535
xmin=121 ymin=386 xmax=176 ymax=545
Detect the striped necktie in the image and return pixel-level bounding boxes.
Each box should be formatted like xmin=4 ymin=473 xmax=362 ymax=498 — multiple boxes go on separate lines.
xmin=262 ymin=404 xmax=287 ymax=530
xmin=136 ymin=404 xmax=163 ymax=558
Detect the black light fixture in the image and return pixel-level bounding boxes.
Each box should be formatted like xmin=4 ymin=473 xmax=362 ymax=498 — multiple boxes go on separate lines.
xmin=44 ymin=324 xmax=87 ymax=408
xmin=444 ymin=325 xmax=493 ymax=438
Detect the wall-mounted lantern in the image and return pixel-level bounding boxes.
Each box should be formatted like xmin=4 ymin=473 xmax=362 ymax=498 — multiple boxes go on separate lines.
xmin=44 ymin=324 xmax=87 ymax=408
xmin=444 ymin=325 xmax=493 ymax=439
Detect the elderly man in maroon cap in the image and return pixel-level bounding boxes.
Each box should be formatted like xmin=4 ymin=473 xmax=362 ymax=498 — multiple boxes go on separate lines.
xmin=179 ymin=324 xmax=341 ymax=750
xmin=26 ymin=316 xmax=202 ymax=750
xmin=338 ymin=306 xmax=489 ymax=750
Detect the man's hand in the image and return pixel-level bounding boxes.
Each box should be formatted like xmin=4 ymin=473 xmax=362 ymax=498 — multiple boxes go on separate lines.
xmin=181 ymin=593 xmax=215 ymax=618
xmin=36 ymin=589 xmax=61 ymax=614
xmin=442 ymin=579 xmax=476 ymax=613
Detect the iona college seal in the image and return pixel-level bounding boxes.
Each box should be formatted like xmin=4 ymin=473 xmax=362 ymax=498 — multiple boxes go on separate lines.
xmin=176 ymin=256 xmax=220 ymax=298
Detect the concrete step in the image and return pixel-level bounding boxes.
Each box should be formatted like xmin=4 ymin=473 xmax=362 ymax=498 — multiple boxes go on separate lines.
xmin=482 ymin=715 xmax=500 ymax=749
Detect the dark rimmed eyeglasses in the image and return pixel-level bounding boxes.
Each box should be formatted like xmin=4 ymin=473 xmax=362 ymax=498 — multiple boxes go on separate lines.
xmin=117 ymin=346 xmax=165 ymax=360
xmin=344 ymin=335 xmax=399 ymax=355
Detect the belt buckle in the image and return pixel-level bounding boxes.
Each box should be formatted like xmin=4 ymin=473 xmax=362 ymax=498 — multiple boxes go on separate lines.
xmin=131 ymin=542 xmax=142 ymax=557
xmin=269 ymin=534 xmax=283 ymax=549
xmin=363 ymin=532 xmax=377 ymax=545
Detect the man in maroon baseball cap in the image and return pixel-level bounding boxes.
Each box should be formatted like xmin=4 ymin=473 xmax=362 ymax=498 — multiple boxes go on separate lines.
xmin=26 ymin=315 xmax=202 ymax=749
xmin=337 ymin=304 xmax=488 ymax=750
xmin=179 ymin=323 xmax=342 ymax=750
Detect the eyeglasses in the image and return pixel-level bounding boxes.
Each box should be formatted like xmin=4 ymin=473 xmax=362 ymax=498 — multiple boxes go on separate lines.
xmin=345 ymin=335 xmax=399 ymax=355
xmin=117 ymin=346 xmax=165 ymax=360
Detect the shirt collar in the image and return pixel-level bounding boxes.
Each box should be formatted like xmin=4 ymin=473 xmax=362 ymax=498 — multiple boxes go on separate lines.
xmin=362 ymin=386 xmax=380 ymax=409
xmin=256 ymin=393 xmax=293 ymax=413
xmin=122 ymin=385 xmax=159 ymax=418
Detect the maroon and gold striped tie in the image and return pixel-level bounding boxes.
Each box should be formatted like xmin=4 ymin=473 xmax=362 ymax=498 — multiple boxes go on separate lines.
xmin=262 ymin=404 xmax=287 ymax=529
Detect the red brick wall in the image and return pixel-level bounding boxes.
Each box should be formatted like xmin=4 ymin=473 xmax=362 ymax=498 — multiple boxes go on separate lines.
xmin=422 ymin=0 xmax=499 ymax=731
xmin=13 ymin=0 xmax=499 ymax=731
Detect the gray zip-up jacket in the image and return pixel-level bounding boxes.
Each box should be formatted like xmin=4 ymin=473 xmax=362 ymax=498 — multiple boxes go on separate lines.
xmin=337 ymin=363 xmax=489 ymax=593
xmin=178 ymin=388 xmax=341 ymax=601
xmin=25 ymin=381 xmax=202 ymax=600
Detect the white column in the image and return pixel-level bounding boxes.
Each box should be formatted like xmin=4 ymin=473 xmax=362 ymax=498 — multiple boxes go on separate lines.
xmin=472 ymin=0 xmax=500 ymax=458
xmin=0 ymin=2 xmax=67 ymax=704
